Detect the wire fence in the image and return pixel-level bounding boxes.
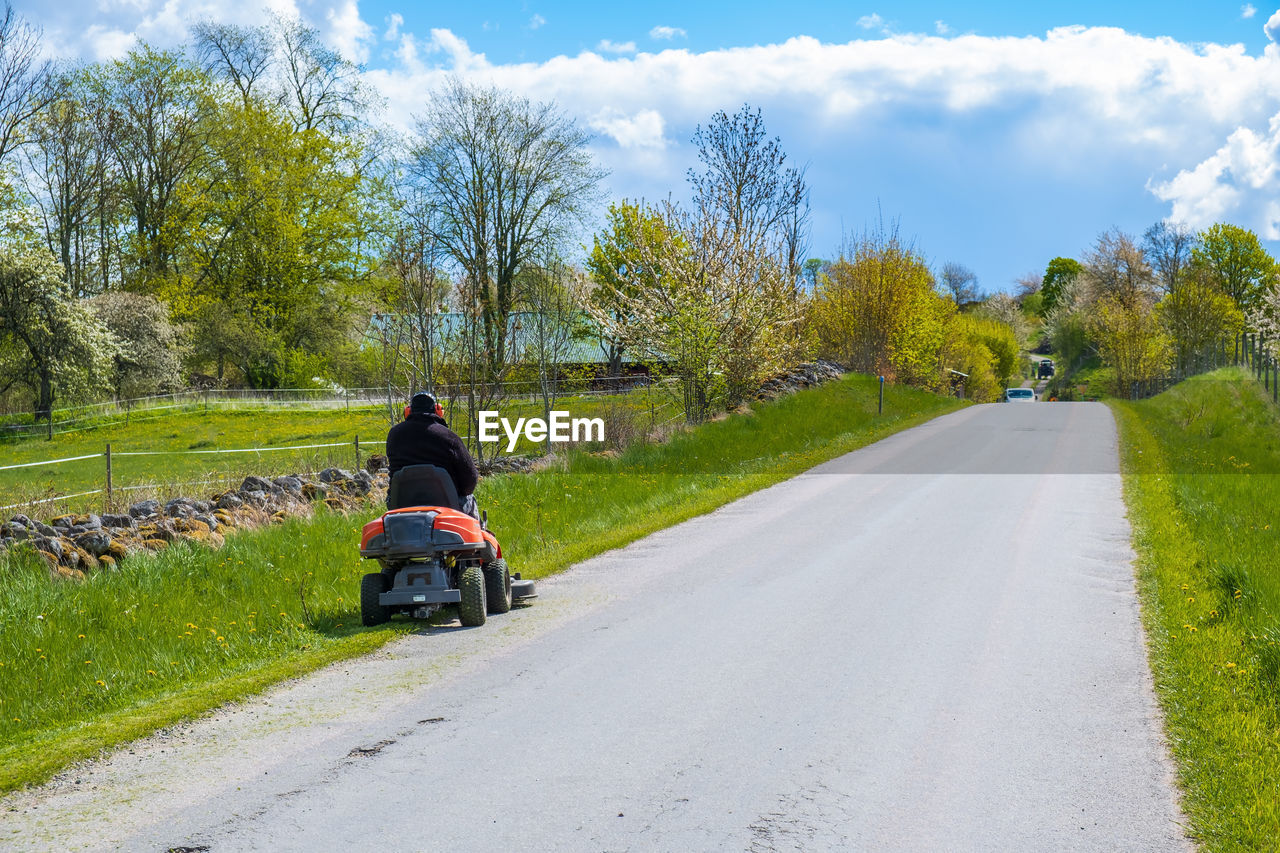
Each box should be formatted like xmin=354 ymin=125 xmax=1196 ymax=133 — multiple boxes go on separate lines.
xmin=0 ymin=437 xmax=378 ymax=513
xmin=1128 ymin=333 xmax=1280 ymax=402
xmin=0 ymin=374 xmax=667 ymax=440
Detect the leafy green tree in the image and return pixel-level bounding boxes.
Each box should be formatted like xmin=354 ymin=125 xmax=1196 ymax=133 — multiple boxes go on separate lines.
xmin=1191 ymin=223 xmax=1276 ymax=312
xmin=977 ymin=293 xmax=1028 ymax=348
xmin=1043 ymin=271 xmax=1090 ymax=373
xmin=93 ymin=45 xmax=214 ymax=289
xmin=586 ymin=196 xmax=798 ymax=421
xmin=1089 ymin=295 xmax=1171 ymax=399
xmin=178 ymin=99 xmax=382 ymax=386
xmin=87 ymin=291 xmax=184 ymax=398
xmin=801 ymin=258 xmax=826 ymax=290
xmin=810 ymin=225 xmax=940 ymax=379
xmin=942 ymin=314 xmax=1019 ymax=402
xmin=1040 ymin=256 xmax=1082 ymax=316
xmin=0 ymin=194 xmax=115 ymax=419
xmin=1155 ymin=271 xmax=1242 ymax=373
xmin=586 ymin=200 xmax=669 ymax=377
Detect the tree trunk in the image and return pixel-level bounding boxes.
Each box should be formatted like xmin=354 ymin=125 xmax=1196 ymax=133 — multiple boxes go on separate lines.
xmin=35 ymin=369 xmax=53 ymax=423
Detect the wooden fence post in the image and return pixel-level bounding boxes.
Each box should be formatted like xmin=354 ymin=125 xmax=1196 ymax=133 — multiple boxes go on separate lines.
xmin=105 ymin=443 xmax=113 ymax=509
xmin=354 ymin=434 xmax=361 ymax=470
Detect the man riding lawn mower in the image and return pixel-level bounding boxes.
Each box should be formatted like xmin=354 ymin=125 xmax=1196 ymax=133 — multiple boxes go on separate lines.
xmin=358 ymin=392 xmax=534 ymax=627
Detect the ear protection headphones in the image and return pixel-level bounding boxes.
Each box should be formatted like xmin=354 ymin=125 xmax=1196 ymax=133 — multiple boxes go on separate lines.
xmin=405 ymin=393 xmax=445 ymax=420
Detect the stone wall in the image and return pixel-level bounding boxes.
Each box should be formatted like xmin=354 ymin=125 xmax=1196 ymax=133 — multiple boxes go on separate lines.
xmin=1 ymin=466 xmax=388 ymax=579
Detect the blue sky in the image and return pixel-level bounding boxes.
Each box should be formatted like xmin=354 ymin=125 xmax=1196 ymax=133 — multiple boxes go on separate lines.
xmin=24 ymin=1 xmax=1280 ymax=294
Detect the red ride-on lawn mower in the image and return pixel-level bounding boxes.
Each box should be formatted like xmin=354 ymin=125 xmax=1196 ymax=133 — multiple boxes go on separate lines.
xmin=358 ymin=464 xmax=535 ymax=627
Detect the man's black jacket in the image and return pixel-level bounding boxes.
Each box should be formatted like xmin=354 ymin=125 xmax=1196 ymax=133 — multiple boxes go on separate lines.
xmin=385 ymin=413 xmax=479 ymax=496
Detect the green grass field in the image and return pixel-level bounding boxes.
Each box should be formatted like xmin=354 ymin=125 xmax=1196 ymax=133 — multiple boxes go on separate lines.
xmin=0 ymin=389 xmax=681 ymax=512
xmin=1111 ymin=367 xmax=1280 ymax=850
xmin=0 ymin=373 xmax=963 ymax=792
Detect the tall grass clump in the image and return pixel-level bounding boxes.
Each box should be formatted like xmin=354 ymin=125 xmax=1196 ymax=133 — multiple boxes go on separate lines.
xmin=1112 ymin=366 xmax=1280 ymax=849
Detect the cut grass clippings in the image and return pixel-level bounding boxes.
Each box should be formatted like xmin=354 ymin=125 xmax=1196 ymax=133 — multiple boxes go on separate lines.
xmin=0 ymin=373 xmax=963 ymax=793
xmin=1111 ymin=367 xmax=1280 ymax=850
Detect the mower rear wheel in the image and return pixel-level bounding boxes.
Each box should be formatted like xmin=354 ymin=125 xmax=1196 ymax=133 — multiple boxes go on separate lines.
xmin=457 ymin=564 xmax=487 ymax=627
xmin=483 ymin=559 xmax=512 ymax=614
xmin=360 ymin=572 xmax=392 ymax=626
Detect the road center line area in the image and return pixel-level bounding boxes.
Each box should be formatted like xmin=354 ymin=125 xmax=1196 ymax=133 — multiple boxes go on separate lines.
xmin=1 ymin=402 xmax=1189 ymax=852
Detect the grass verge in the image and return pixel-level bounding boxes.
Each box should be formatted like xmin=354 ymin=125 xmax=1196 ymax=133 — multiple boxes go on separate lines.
xmin=0 ymin=373 xmax=962 ymax=793
xmin=1111 ymin=367 xmax=1280 ymax=850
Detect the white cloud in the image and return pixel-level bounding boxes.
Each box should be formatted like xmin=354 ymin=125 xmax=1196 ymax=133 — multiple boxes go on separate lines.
xmin=588 ymin=108 xmax=669 ymax=149
xmin=1268 ymin=10 xmax=1280 ymax=40
xmin=365 ymin=27 xmax=1277 ymax=145
xmin=360 ymin=25 xmax=1280 ymax=236
xmin=83 ymin=24 xmax=135 ymax=60
xmin=529 ymin=13 xmax=546 ymax=30
xmin=1151 ymin=111 xmax=1280 ymax=238
xmin=596 ymin=39 xmax=637 ymax=55
xmin=27 ymin=8 xmax=1280 ymax=243
xmin=935 ymin=20 xmax=951 ymax=36
xmin=325 ymin=0 xmax=375 ymax=64
xmin=857 ymin=14 xmax=884 ymax=30
xmin=649 ymin=25 xmax=686 ymax=40
xmin=1242 ymin=4 xmax=1257 ymax=19
xmin=384 ymin=12 xmax=403 ymax=41
xmin=31 ymin=1 xmax=381 ymax=64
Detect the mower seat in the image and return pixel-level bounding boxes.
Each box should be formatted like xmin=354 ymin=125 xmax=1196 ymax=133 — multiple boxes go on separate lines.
xmin=387 ymin=464 xmax=462 ymax=511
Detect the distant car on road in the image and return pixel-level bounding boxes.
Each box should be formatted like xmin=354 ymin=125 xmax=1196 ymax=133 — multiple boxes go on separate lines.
xmin=1037 ymin=359 xmax=1055 ymax=379
xmin=1004 ymin=388 xmax=1036 ymax=402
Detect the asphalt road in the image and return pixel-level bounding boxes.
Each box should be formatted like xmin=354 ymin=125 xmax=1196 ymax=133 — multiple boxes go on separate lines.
xmin=2 ymin=401 xmax=1189 ymax=851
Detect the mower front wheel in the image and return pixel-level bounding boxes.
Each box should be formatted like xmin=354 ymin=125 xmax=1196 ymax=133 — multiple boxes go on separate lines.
xmin=458 ymin=564 xmax=487 ymax=627
xmin=360 ymin=572 xmax=392 ymax=626
xmin=483 ymin=559 xmax=512 ymax=614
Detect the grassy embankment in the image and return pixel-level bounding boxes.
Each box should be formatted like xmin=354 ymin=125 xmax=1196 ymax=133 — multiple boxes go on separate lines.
xmin=1111 ymin=367 xmax=1280 ymax=849
xmin=0 ymin=389 xmax=680 ymax=511
xmin=0 ymin=373 xmax=964 ymax=793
